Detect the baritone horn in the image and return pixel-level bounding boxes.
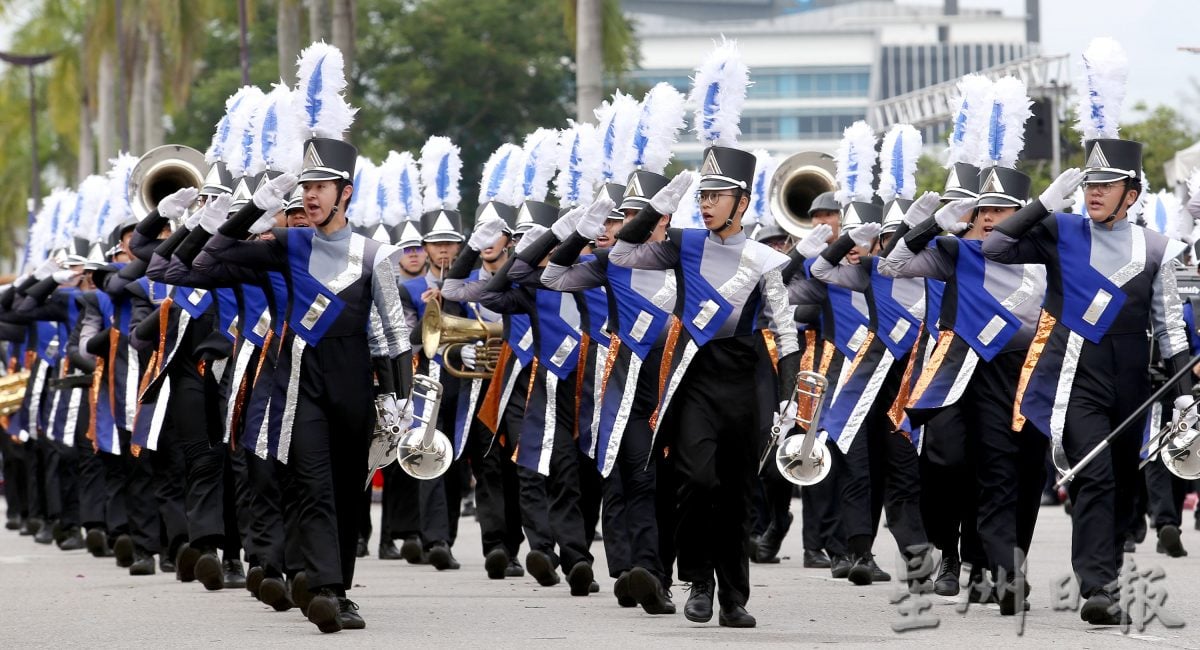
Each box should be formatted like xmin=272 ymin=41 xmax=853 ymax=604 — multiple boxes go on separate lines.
xmin=0 ymin=369 xmax=31 ymax=417
xmin=771 ymin=371 xmax=831 ymax=486
xmin=768 ymin=151 xmax=837 ymax=239
xmin=127 ymin=144 xmax=207 ymax=219
xmin=421 ymin=299 xmax=504 ymax=379
xmin=397 ymin=374 xmax=453 ymax=480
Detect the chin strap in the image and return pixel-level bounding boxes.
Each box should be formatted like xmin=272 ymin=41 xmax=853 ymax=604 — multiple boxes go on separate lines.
xmin=1102 ymin=179 xmax=1137 ymax=225
xmin=715 ymin=189 xmax=745 ymax=236
xmin=314 ymin=181 xmax=348 ymax=228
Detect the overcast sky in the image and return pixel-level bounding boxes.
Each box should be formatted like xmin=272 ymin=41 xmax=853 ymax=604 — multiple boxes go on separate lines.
xmin=897 ymin=0 xmax=1199 ymax=116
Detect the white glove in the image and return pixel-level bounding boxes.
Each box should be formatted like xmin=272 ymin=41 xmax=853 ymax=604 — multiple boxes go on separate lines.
xmin=248 ymin=212 xmax=277 ymax=235
xmin=771 ymin=400 xmax=800 ymax=437
xmin=903 ymin=192 xmax=941 ymax=227
xmin=32 ymin=257 xmax=60 ymax=281
xmin=198 ymin=194 xmax=234 ymax=235
xmin=551 ymin=206 xmax=584 ymax=241
xmin=468 ymin=217 xmax=506 ymax=251
xmin=576 ymin=195 xmax=616 ymax=240
xmin=795 ymin=223 xmax=832 ymax=258
xmin=849 ymin=222 xmax=882 ymax=248
xmin=52 ymin=269 xmax=78 ymax=284
xmin=184 ymin=204 xmax=204 ymax=231
xmin=157 ymin=187 xmax=199 ymax=220
xmin=460 ymin=343 xmax=478 ymax=370
xmin=1038 ymin=167 xmax=1085 ymax=213
xmin=650 ymin=171 xmax=696 ymax=215
xmin=515 ymin=224 xmax=548 ymax=255
xmin=252 ymin=172 xmax=298 ymax=214
xmin=935 ymin=199 xmax=976 ymax=234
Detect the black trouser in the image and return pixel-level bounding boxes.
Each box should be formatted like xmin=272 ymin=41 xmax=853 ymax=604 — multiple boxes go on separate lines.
xmin=379 ymin=463 xmax=417 ymax=543
xmin=1 ymin=432 xmax=29 ymax=520
xmin=222 ymin=450 xmax=247 ymax=560
xmin=834 ymin=361 xmax=927 ymax=560
xmin=56 ymin=440 xmax=81 ymax=531
xmin=246 ymin=451 xmax=301 ymax=577
xmin=168 ymin=365 xmax=226 ymax=550
xmin=669 ymin=337 xmax=761 ymax=607
xmin=466 ymin=417 xmax=525 ymax=558
xmin=285 ymin=337 xmax=372 ymax=592
xmin=601 ymin=346 xmax=666 ymax=583
xmin=1145 ymin=460 xmax=1190 ymax=529
xmin=146 ymin=425 xmax=188 ymax=559
xmin=1061 ymin=333 xmax=1148 ymax=595
xmin=919 ymin=403 xmax=986 ymax=568
xmin=99 ymin=446 xmax=130 ymax=539
xmin=971 ymin=351 xmax=1046 ymax=576
xmin=102 ymin=429 xmax=162 ymax=554
xmin=37 ymin=438 xmax=64 ymax=523
xmin=801 ymin=450 xmax=847 ymax=556
xmin=25 ymin=439 xmax=45 ymax=521
xmin=76 ymin=434 xmax=108 ymax=530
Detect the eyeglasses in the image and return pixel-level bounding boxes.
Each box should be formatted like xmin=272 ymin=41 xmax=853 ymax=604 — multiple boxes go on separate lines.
xmin=1084 ymin=181 xmax=1126 ymax=195
xmin=401 ymin=246 xmax=423 ymax=255
xmin=698 ymin=191 xmax=737 ymax=205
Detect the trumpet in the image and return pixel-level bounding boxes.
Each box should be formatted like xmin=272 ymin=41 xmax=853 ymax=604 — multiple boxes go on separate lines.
xmin=763 ymin=371 xmax=831 ymax=486
xmin=396 ymin=374 xmax=453 ymax=480
xmin=421 ymin=299 xmax=504 ymax=379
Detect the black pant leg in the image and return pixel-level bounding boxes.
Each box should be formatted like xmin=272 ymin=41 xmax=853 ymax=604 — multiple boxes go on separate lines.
xmin=169 ymin=372 xmax=226 ymax=548
xmin=58 ymin=442 xmax=81 ymax=530
xmin=545 ymin=375 xmax=591 ymax=569
xmin=76 ymin=437 xmax=107 ymax=530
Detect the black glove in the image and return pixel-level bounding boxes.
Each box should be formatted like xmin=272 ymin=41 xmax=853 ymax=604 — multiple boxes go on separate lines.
xmin=820 ymin=233 xmax=857 ymax=266
xmin=447 ymin=246 xmax=481 ymax=281
xmin=549 ymin=233 xmax=592 ymax=267
xmin=515 ymin=228 xmax=560 ymax=267
xmin=776 ymin=351 xmax=800 ymax=404
xmin=85 ymin=328 xmax=112 ymax=358
xmin=615 ymin=205 xmax=663 ymax=245
xmin=993 ymin=199 xmax=1050 ymax=240
xmin=902 ymin=217 xmax=942 ymax=253
xmin=217 ymin=200 xmax=268 ymax=240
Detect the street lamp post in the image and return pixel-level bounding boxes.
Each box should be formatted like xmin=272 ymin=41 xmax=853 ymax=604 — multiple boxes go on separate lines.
xmin=0 ymin=51 xmax=55 ymax=214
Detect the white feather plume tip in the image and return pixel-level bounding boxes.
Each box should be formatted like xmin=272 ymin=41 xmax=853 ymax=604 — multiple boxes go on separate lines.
xmin=292 ymin=41 xmax=357 ymax=140
xmin=878 ymin=124 xmax=922 ymax=202
xmin=74 ymin=174 xmax=109 ymax=242
xmin=552 ymin=123 xmax=603 ymax=207
xmin=225 ymin=86 xmax=266 ymax=178
xmin=631 ymin=83 xmax=686 ymax=175
xmin=419 ymin=136 xmax=463 ymax=213
xmin=478 ymin=143 xmax=524 ymax=207
xmin=946 ymin=74 xmax=993 ymax=168
xmin=690 ymin=37 xmax=750 ymax=147
xmin=594 ymin=92 xmax=640 ymax=184
xmin=981 ymin=76 xmax=1032 ymax=169
xmin=520 ymin=128 xmax=558 ymax=202
xmin=746 ymin=150 xmax=778 ymax=226
xmin=206 ymin=86 xmax=262 ymax=165
xmin=834 ymin=121 xmax=878 ymax=205
xmin=1076 ymin=37 xmax=1129 ymax=144
xmin=256 ymin=83 xmax=302 ymax=176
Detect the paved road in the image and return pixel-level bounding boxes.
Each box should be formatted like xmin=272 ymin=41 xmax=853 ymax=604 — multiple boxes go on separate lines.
xmin=2 ymin=500 xmax=1199 ymax=648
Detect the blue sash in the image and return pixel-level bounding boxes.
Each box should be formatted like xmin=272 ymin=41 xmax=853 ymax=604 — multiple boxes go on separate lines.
xmin=869 ymin=259 xmax=921 ymax=358
xmin=606 ymin=261 xmax=670 ymax=360
xmin=286 ymin=229 xmax=347 ymax=346
xmin=678 ymin=229 xmax=732 ymax=346
xmin=952 ymin=240 xmax=1022 ymax=361
xmin=1055 ymin=213 xmax=1126 ymax=344
xmin=535 ymin=290 xmax=581 ymax=380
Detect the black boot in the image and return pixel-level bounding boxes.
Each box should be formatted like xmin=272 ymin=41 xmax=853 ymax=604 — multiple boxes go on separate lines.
xmin=259 ymin=576 xmax=295 ymax=611
xmin=829 ymin=554 xmax=851 ymax=579
xmin=246 ymin=565 xmax=264 ymax=597
xmin=427 ymin=542 xmax=460 ymax=570
xmin=567 ymin=561 xmax=594 ymax=597
xmin=159 ymin=553 xmax=175 ymax=573
xmin=85 ymin=529 xmax=108 ymax=557
xmin=34 ymin=520 xmax=56 ymax=544
xmin=847 ymin=555 xmax=874 ymax=586
xmin=378 ymin=538 xmax=403 ymax=560
xmin=223 ymin=558 xmax=247 ymax=589
xmin=306 ymin=588 xmax=343 ymax=634
xmin=525 ymin=550 xmax=559 ymax=586
xmin=613 ymin=571 xmax=637 ymax=607
xmin=338 ymin=597 xmax=365 ymax=630
xmin=1080 ymin=590 xmax=1125 ymax=625
xmin=4 ymin=514 xmax=18 ymax=530
xmin=355 ymin=536 xmax=368 ymax=558
xmin=129 ymin=549 xmax=156 ymax=576
xmin=718 ymin=602 xmax=757 ymax=628
xmin=683 ymin=579 xmax=714 ymax=623
xmin=505 ymin=557 xmax=525 ymax=578
xmin=194 ymin=550 xmax=224 ymax=591
xmin=291 ymin=571 xmax=313 ymax=615
xmin=1157 ymin=525 xmax=1187 ymax=558
xmin=484 ymin=547 xmax=509 ymax=580
xmin=176 ymin=543 xmax=200 ymax=582
xmin=755 ymin=513 xmax=792 ymax=564
xmin=934 ymin=552 xmax=961 ymax=596
xmin=400 ymin=536 xmax=425 ymax=564
xmin=20 ymin=517 xmax=42 ymax=536
xmin=113 ymin=534 xmax=135 ymax=568
xmin=627 ymin=567 xmax=675 ymax=615
xmin=58 ymin=528 xmax=85 ymax=551
xmin=803 ymin=549 xmax=831 ymax=569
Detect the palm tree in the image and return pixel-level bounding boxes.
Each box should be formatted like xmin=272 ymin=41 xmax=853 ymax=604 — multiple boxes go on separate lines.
xmin=561 ymin=0 xmax=638 ymax=123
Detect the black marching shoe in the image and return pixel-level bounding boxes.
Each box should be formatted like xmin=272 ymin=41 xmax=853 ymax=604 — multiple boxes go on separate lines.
xmin=1080 ymin=591 xmax=1125 ymax=626
xmin=683 ymin=580 xmax=714 ymax=623
xmin=194 ymin=550 xmax=224 ymax=591
xmin=33 ymin=520 xmax=56 ymax=545
xmin=20 ymin=517 xmax=42 ymax=536
xmin=356 ymin=536 xmax=368 ymax=558
xmin=996 ymin=579 xmax=1031 ymax=616
xmin=1157 ymin=525 xmax=1187 ymax=558
xmin=626 ymin=566 xmax=675 ymax=615
xmin=258 ymin=577 xmax=295 ymax=611
xmin=223 ymin=558 xmax=246 ymax=589
xmin=400 ymin=536 xmax=425 ymax=564
xmin=85 ymin=529 xmax=108 ymax=557
xmin=589 ymin=580 xmax=600 ymax=593
xmin=934 ymin=553 xmax=961 ymax=596
xmin=869 ymin=557 xmax=891 ymax=582
xmin=378 ymin=539 xmax=403 ymax=560
xmin=755 ymin=513 xmax=793 ymax=564
xmin=113 ymin=534 xmax=135 ymax=568
xmin=4 ymin=514 xmax=19 ymax=530
xmin=246 ymin=565 xmax=264 ymax=597
xmin=159 ymin=554 xmax=176 ymax=573
xmin=965 ymin=568 xmax=996 ymax=604
xmin=427 ymin=542 xmax=460 ymax=570
xmin=58 ymin=528 xmax=85 ymax=551
xmin=847 ymin=555 xmax=874 ymax=586
xmin=505 ymin=558 xmax=525 ymax=578
xmin=802 ymin=549 xmax=831 ymax=569
xmin=129 ymin=550 xmax=156 ymax=576
xmin=829 ymin=554 xmax=851 ymax=579
xmin=613 ymin=571 xmax=637 ymax=607
xmin=718 ymin=602 xmax=757 ymax=628
xmin=338 ymin=598 xmax=365 ymax=630
xmin=525 ymin=550 xmax=559 ymax=587
xmin=306 ymin=588 xmax=343 ymax=634
xmin=176 ymin=544 xmax=200 ymax=582
xmin=292 ymin=571 xmax=313 ymax=616
xmin=485 ymin=548 xmax=509 ymax=580
xmin=567 ymin=561 xmax=594 ymax=597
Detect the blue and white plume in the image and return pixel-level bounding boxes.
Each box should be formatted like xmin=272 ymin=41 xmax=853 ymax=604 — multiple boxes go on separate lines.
xmin=251 ymin=83 xmax=302 ymax=176
xmin=376 ymin=152 xmax=403 ymax=227
xmin=420 ymin=136 xmax=463 ymax=213
xmin=206 ymin=86 xmax=261 ymax=165
xmin=552 ymin=122 xmax=603 ymax=208
xmin=594 ymin=91 xmax=640 ymax=184
xmin=1076 ymin=37 xmax=1129 ymax=144
xmin=834 ymin=121 xmax=878 ymax=206
xmin=520 ymin=128 xmax=559 ymax=202
xmin=73 ymin=174 xmax=109 ymax=243
xmin=224 ymin=86 xmax=266 ymax=178
xmin=690 ymin=37 xmax=750 ymax=147
xmin=745 ymin=150 xmax=778 ymax=227
xmin=101 ymin=153 xmax=139 ymax=234
xmin=981 ymin=76 xmax=1032 ymax=169
xmin=49 ymin=188 xmax=79 ymax=253
xmin=878 ymin=124 xmax=922 ymax=203
xmin=669 ymin=171 xmax=704 ymax=229
xmin=25 ymin=195 xmax=59 ymax=270
xmin=395 ymin=152 xmax=423 ymax=221
xmin=946 ymin=74 xmax=992 ymax=168
xmin=630 ymin=82 xmax=686 ymax=175
xmin=346 ymin=157 xmax=377 ymax=227
xmin=292 ymin=41 xmax=357 ymax=140
xmin=478 ymin=143 xmax=524 ymax=207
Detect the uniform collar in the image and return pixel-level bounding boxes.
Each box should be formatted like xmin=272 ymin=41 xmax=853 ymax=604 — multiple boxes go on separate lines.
xmin=707 ymin=229 xmax=747 ymax=246
xmin=315 ymin=223 xmax=352 ymax=241
xmin=1090 ymin=217 xmax=1130 ymax=233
